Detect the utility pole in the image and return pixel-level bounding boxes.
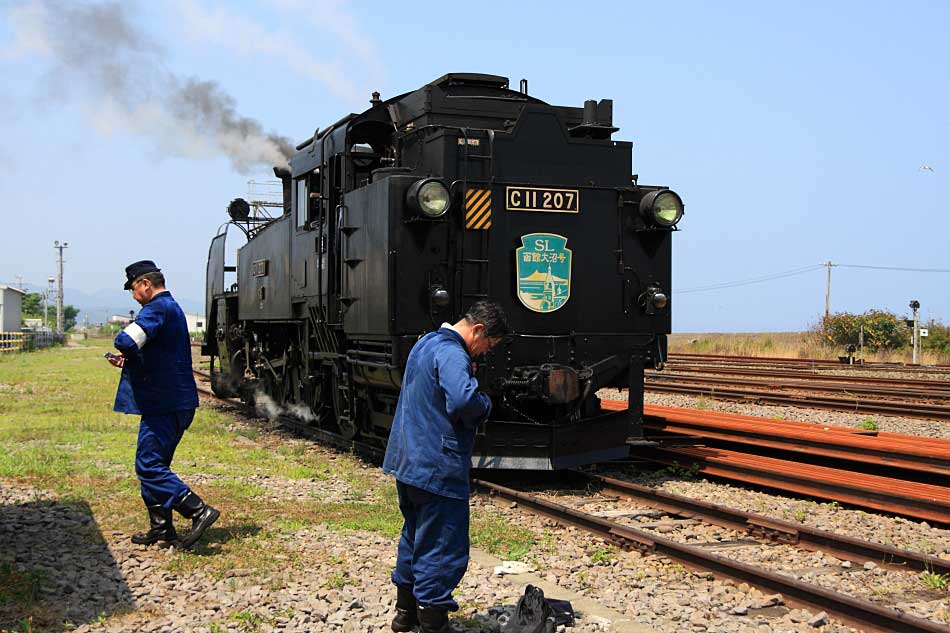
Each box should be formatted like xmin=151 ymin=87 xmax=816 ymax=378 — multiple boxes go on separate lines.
xmin=14 ymin=275 xmax=24 ymax=291
xmin=910 ymin=300 xmax=921 ymax=364
xmin=45 ymin=277 xmax=55 ymax=331
xmin=54 ymin=241 xmax=68 ymax=335
xmin=823 ymin=261 xmax=835 ymax=320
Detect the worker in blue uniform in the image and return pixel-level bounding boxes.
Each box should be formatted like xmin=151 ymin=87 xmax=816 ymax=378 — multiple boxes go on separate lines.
xmin=383 ymin=301 xmax=509 ymax=633
xmin=111 ymin=260 xmax=219 ymax=549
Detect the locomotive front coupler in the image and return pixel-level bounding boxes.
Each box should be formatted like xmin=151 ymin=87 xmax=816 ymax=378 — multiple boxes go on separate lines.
xmin=497 ymin=355 xmax=623 ymax=405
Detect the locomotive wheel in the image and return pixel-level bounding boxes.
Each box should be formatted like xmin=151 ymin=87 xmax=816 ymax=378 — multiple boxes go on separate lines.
xmin=331 ymin=366 xmax=359 ymax=440
xmin=209 ymin=356 xmax=238 ymax=398
xmin=305 ymin=369 xmax=332 ymax=427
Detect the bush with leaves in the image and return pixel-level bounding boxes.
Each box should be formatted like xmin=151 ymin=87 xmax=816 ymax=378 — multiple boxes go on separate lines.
xmin=20 ymin=292 xmax=79 ymax=331
xmin=818 ymin=310 xmax=910 ymax=351
xmin=922 ymin=320 xmax=950 ymax=355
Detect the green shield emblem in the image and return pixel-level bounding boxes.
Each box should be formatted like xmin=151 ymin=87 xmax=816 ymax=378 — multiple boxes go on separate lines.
xmin=516 ymin=233 xmax=572 ymax=313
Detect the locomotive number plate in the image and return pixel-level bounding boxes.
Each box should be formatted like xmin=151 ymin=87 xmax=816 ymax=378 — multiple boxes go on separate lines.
xmin=506 ymin=186 xmax=579 ymax=213
xmin=251 ymin=259 xmax=269 ymax=277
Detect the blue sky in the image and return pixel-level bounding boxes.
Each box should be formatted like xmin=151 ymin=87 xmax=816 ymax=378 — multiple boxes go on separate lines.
xmin=0 ymin=0 xmax=947 ymax=331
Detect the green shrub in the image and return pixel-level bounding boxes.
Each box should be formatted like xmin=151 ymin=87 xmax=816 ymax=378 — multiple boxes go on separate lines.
xmin=922 ymin=320 xmax=950 ymax=355
xmin=818 ymin=310 xmax=910 ymax=351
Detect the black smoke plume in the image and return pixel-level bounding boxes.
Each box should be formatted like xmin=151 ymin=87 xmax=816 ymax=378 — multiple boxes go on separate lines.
xmin=12 ymin=0 xmax=292 ymax=172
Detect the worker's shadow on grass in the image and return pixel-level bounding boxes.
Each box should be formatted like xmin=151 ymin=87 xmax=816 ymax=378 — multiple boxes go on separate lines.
xmin=0 ymin=498 xmax=135 ymax=632
xmin=182 ymin=522 xmax=262 ymax=556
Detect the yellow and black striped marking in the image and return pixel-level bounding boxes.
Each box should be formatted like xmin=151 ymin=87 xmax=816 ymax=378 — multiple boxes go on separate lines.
xmin=465 ymin=188 xmax=492 ymax=230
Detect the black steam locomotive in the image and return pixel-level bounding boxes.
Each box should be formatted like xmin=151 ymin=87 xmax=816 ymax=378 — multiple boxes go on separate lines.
xmin=203 ymin=73 xmax=683 ymax=469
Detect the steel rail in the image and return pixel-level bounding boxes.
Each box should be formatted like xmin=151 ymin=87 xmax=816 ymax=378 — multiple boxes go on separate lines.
xmin=644 ymin=382 xmax=950 ymax=421
xmin=192 ymin=373 xmax=385 ymax=462
xmin=195 ymin=368 xmax=950 ymax=630
xmin=600 ymin=402 xmax=950 ymax=477
xmin=472 ymin=478 xmax=949 ymax=633
xmin=668 ymin=354 xmax=950 ymax=375
xmin=644 ymin=419 xmax=950 ymax=477
xmin=580 ymin=472 xmax=950 ymax=575
xmin=660 ymin=364 xmax=950 ymax=390
xmin=646 ymin=446 xmax=950 ymax=524
xmin=671 ymin=353 xmax=858 ymax=365
xmin=647 ymin=372 xmax=950 ymax=400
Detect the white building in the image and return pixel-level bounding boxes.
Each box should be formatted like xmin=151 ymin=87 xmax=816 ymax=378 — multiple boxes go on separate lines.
xmin=0 ymin=285 xmax=26 ymax=332
xmin=108 ymin=312 xmax=204 ymax=336
xmin=184 ymin=312 xmax=206 ymax=336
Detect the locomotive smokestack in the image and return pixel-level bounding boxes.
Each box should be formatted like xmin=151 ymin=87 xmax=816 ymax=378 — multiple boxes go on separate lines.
xmin=273 ymin=166 xmax=292 ymax=216
xmin=583 ymin=100 xmax=597 ymax=125
xmin=370 ymin=91 xmax=382 ymax=105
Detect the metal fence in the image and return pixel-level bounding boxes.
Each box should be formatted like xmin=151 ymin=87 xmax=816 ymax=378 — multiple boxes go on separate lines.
xmin=0 ymin=331 xmax=64 ymax=353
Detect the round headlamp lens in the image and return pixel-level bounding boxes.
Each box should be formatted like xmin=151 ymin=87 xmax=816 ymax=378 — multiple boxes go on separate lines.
xmin=640 ymin=190 xmax=684 ymax=227
xmin=418 ymin=181 xmax=450 ymax=217
xmin=652 ymin=191 xmax=683 ymax=226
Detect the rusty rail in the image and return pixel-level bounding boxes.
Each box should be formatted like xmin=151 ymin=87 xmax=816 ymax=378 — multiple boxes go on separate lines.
xmin=636 ymin=404 xmax=950 ymax=477
xmin=645 ymin=446 xmax=950 ymax=524
xmin=581 ymin=472 xmax=950 ymax=574
xmin=661 ymin=363 xmax=950 ymax=390
xmin=669 ymin=353 xmax=950 ymax=375
xmin=473 ymin=479 xmax=949 ymax=633
xmin=647 ymin=372 xmax=950 ymax=400
xmin=643 ymin=381 xmax=950 ymax=421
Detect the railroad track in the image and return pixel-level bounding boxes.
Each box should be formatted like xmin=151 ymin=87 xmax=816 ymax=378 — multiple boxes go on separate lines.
xmin=641 ymin=404 xmax=950 ymax=478
xmin=647 ymin=371 xmax=950 ymax=401
xmin=659 ymin=363 xmax=950 ymax=390
xmin=643 ymin=379 xmax=950 ymax=421
xmin=604 ymin=401 xmax=950 ymax=523
xmin=669 ymin=353 xmax=950 ymax=375
xmin=194 ymin=368 xmax=950 ymax=629
xmin=474 ymin=475 xmax=950 ymax=633
xmin=192 ymin=369 xmax=385 ymax=462
xmin=197 ymin=367 xmax=950 ymax=522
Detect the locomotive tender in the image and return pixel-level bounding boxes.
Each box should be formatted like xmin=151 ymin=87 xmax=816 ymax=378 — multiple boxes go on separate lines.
xmin=203 ymin=73 xmax=683 ymax=469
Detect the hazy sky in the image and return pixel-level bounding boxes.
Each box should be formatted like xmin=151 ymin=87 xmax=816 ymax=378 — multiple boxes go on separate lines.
xmin=1 ymin=0 xmax=947 ymax=331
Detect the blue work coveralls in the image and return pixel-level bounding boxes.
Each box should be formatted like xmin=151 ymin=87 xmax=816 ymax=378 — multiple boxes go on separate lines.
xmin=382 ymin=325 xmax=492 ymax=611
xmin=113 ymin=291 xmax=199 ymax=509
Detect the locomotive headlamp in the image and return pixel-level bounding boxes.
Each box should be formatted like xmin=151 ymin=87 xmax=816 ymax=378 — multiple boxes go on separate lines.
xmin=407 ymin=179 xmax=451 ymax=218
xmin=639 ymin=285 xmax=669 ymax=315
xmin=640 ymin=190 xmax=684 ymax=228
xmin=430 ymin=285 xmax=450 ymax=308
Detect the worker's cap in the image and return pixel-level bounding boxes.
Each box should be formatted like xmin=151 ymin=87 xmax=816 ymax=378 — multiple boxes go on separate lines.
xmin=123 ymin=260 xmax=161 ymax=290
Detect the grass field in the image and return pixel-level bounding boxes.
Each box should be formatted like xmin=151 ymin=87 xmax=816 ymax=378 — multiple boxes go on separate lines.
xmin=669 ymin=331 xmax=950 ymax=364
xmin=0 ymin=339 xmax=534 ymax=630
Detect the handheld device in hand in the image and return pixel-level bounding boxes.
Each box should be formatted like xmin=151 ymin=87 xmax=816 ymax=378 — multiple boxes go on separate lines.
xmin=104 ymin=352 xmax=125 ymax=368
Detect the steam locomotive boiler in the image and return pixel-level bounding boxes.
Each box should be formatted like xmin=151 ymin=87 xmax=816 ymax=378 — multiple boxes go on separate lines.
xmin=203 ymin=73 xmax=684 ymax=469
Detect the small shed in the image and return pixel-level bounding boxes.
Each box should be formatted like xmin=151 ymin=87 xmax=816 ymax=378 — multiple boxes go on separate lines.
xmin=184 ymin=312 xmax=206 ymax=336
xmin=0 ymin=285 xmax=27 ymax=332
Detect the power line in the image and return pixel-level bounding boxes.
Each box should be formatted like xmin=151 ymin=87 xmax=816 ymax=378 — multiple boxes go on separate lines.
xmin=678 ymin=265 xmax=824 ymax=294
xmin=837 ymin=264 xmax=950 ymax=273
xmin=679 ymin=261 xmax=950 ymax=295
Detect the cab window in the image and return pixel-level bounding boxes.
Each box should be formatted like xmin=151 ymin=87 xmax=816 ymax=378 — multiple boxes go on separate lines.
xmin=295 ymin=178 xmax=308 ymax=229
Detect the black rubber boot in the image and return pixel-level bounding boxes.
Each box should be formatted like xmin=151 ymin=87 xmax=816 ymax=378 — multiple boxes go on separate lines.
xmin=131 ymin=505 xmax=177 ymax=545
xmin=417 ymin=606 xmax=450 ymax=633
xmin=173 ymin=491 xmax=220 ymax=549
xmin=391 ymin=586 xmax=418 ymax=632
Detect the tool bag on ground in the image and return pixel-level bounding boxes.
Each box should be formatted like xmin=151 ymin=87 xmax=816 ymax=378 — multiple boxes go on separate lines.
xmin=502 ymin=585 xmax=557 ymax=633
